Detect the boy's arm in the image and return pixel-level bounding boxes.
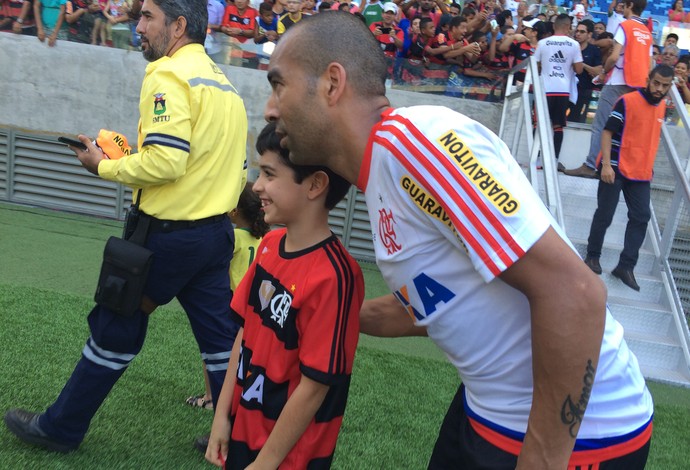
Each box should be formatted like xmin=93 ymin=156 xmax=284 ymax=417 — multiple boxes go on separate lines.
xmin=248 ymin=375 xmax=330 ymax=469
xmin=206 ymin=327 xmax=244 ymax=468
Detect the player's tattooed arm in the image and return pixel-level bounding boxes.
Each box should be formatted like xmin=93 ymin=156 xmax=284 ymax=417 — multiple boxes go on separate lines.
xmin=560 ymin=359 xmax=597 ymax=438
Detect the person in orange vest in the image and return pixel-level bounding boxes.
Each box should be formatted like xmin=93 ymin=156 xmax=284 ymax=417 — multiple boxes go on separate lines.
xmin=584 ymin=65 xmax=674 ymax=291
xmin=564 ymin=0 xmax=653 ymax=179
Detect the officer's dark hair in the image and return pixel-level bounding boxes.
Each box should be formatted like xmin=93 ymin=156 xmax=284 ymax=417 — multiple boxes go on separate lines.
xmin=626 ymin=0 xmax=646 ymax=16
xmin=282 ymin=12 xmax=387 ymax=98
xmin=579 ymin=19 xmax=594 ymax=34
xmin=152 ymin=0 xmax=207 ymax=44
xmin=255 ymin=122 xmax=351 ymax=210
xmin=649 ymin=64 xmax=674 ymax=80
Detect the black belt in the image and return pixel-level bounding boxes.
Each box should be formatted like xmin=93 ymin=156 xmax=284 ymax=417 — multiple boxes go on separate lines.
xmin=141 ymin=213 xmax=226 ymax=233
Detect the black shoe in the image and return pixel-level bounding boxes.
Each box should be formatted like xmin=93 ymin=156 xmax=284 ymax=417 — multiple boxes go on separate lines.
xmin=584 ymin=257 xmax=602 ymax=275
xmin=194 ymin=433 xmax=209 ymax=454
xmin=563 ymin=164 xmax=598 ymax=179
xmin=4 ymin=409 xmax=78 ymax=453
xmin=611 ymin=266 xmax=640 ymax=291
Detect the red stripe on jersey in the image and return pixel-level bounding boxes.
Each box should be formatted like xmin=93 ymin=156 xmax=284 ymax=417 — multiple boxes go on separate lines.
xmin=323 ymin=240 xmax=358 ymax=375
xmin=384 ymin=113 xmax=524 ymax=264
xmin=469 ymin=417 xmax=652 ymax=467
xmin=374 ymin=131 xmax=501 ymax=276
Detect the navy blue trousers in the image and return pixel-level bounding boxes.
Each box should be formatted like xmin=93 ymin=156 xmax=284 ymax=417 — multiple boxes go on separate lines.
xmin=587 ymin=169 xmax=651 ymax=270
xmin=39 ymin=217 xmax=239 ymax=445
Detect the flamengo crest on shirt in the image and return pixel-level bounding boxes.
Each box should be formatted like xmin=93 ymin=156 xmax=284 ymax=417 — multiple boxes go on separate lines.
xmin=436 ymin=130 xmax=520 ymax=216
xmin=378 ymin=207 xmax=402 ymax=255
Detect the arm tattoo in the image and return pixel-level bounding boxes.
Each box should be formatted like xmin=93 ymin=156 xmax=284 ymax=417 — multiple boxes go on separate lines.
xmin=560 ymin=359 xmax=596 ymax=438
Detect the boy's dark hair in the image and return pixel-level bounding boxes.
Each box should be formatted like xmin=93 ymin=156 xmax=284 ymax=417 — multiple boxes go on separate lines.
xmin=236 ymin=182 xmax=271 ymax=239
xmin=259 ymin=2 xmax=273 ymax=14
xmin=626 ymin=0 xmax=646 ymax=16
xmin=318 ymin=2 xmax=332 ymax=12
xmin=449 ymin=15 xmax=467 ymax=29
xmin=469 ymin=30 xmax=485 ymax=43
xmin=420 ymin=17 xmax=434 ymax=31
xmin=678 ymin=54 xmax=690 ymax=65
xmin=667 ymin=33 xmax=679 ymax=43
xmin=337 ymin=2 xmax=349 ymax=10
xmin=255 ymin=122 xmax=351 ymax=210
xmin=496 ymin=9 xmax=511 ymax=27
xmin=461 ymin=6 xmax=476 ymax=18
xmin=579 ymin=19 xmax=594 ymax=34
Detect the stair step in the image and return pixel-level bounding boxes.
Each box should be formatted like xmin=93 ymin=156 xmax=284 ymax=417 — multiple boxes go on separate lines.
xmin=608 ymin=300 xmax=674 ymax=338
xmin=626 ymin=335 xmax=686 ymax=372
xmin=639 ymin=365 xmax=690 ymax=388
xmin=569 ymin=241 xmax=656 ymax=277
xmin=601 ymin=271 xmax=665 ymax=304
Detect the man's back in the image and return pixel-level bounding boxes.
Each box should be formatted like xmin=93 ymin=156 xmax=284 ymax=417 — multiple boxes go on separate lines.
xmin=99 ymin=43 xmax=248 ymax=219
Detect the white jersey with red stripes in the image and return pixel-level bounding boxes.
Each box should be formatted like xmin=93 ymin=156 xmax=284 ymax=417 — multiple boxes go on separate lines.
xmin=356 ymin=106 xmax=653 ymax=442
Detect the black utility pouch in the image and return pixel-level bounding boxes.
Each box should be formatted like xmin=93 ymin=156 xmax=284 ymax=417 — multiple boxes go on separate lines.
xmin=94 ymin=236 xmax=153 ymax=316
xmin=122 ymin=205 xmax=141 ymax=241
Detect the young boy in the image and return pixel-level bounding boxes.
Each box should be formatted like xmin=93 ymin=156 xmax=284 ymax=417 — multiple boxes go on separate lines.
xmin=205 ymin=122 xmax=365 ymax=469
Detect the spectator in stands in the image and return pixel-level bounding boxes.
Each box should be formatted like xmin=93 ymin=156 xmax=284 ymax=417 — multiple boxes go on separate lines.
xmin=498 ymin=16 xmax=538 ymax=83
xmin=220 ymin=0 xmax=257 ymax=65
xmin=448 ymin=1 xmax=460 ymax=16
xmin=664 ymin=33 xmax=679 ymax=47
xmin=331 ymin=0 xmax=358 ymax=13
xmin=360 ymin=0 xmax=383 ymax=26
xmin=64 ymin=0 xmax=98 ymax=43
xmin=402 ymin=0 xmax=448 ymax=28
xmin=205 ymin=0 xmax=225 ymax=61
xmin=277 ymin=0 xmax=302 ymax=35
xmin=400 ymin=14 xmax=420 ymax=57
xmin=669 ymin=0 xmax=684 ymax=23
xmin=443 ymin=15 xmax=481 ymax=64
xmin=34 ymin=0 xmax=67 ymax=46
xmin=301 ymin=0 xmax=314 ymax=14
xmin=569 ymin=19 xmax=603 ymax=123
xmin=221 ymin=0 xmax=256 ymax=42
xmin=371 ymin=1 xmax=404 ymax=71
xmin=674 ymin=57 xmax=690 ymax=103
xmin=2 ymin=0 xmax=37 ymax=35
xmin=272 ymin=0 xmax=286 ymax=17
xmin=584 ymin=65 xmax=673 ymax=291
xmin=606 ymin=0 xmax=624 ymax=34
xmin=316 ymin=1 xmax=330 ymax=13
xmin=104 ymin=0 xmax=132 ymax=49
xmin=662 ymin=44 xmax=680 ymax=67
xmin=534 ymin=13 xmax=583 ymax=166
xmin=652 ymin=44 xmax=661 ymax=64
xmin=564 ymin=0 xmax=654 ymax=179
xmin=254 ymin=1 xmax=277 ymax=44
xmin=461 ymin=28 xmax=500 ymax=81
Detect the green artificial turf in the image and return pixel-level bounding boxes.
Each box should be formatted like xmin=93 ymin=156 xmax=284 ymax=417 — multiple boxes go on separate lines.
xmin=1 ymin=202 xmax=689 ymax=469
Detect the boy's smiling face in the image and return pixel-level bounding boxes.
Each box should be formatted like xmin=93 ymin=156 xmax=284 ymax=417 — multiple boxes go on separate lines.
xmin=253 ymin=150 xmax=310 ymax=226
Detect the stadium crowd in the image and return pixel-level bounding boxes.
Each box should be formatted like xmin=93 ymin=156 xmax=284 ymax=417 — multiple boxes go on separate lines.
xmin=2 ymin=0 xmax=688 ymax=102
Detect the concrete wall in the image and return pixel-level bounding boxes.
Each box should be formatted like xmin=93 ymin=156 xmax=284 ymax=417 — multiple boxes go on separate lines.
xmin=1 ymin=32 xmax=503 ymax=164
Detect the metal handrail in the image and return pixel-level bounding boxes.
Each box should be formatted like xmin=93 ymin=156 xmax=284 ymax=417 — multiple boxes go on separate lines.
xmin=499 ymin=57 xmax=564 ymax=228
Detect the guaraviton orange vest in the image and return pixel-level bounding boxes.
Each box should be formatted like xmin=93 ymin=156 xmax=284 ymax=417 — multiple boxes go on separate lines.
xmin=620 ymin=18 xmax=653 ymax=88
xmin=602 ymin=90 xmax=666 ymax=181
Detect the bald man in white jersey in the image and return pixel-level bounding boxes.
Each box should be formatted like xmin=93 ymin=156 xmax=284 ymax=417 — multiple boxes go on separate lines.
xmin=263 ymin=11 xmax=653 ymax=470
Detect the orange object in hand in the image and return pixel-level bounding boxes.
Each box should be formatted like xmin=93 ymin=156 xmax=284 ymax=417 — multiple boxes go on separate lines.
xmin=96 ymin=129 xmax=132 ymax=160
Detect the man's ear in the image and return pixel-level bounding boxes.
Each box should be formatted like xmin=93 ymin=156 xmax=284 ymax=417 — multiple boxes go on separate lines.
xmin=324 ymin=62 xmax=347 ymax=105
xmin=308 ymin=170 xmax=330 ymax=201
xmin=173 ymin=16 xmax=187 ymax=39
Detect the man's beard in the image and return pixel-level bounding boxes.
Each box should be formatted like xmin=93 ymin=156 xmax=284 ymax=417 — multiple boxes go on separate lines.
xmin=142 ymin=30 xmax=170 ymax=62
xmin=642 ymin=86 xmax=666 ymax=105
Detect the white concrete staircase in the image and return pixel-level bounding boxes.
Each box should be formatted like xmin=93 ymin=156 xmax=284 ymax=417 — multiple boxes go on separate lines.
xmin=556 ymin=174 xmax=690 ymax=386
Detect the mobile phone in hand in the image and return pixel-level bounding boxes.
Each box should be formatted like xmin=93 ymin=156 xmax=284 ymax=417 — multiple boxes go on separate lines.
xmin=58 ymin=136 xmax=88 ymax=150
